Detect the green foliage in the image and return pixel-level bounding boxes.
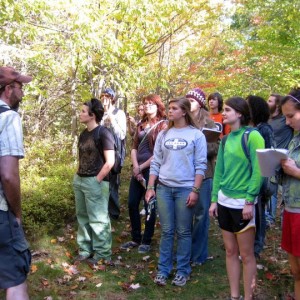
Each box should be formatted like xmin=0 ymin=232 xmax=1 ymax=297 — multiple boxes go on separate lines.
xmin=21 ymin=136 xmax=76 ymax=237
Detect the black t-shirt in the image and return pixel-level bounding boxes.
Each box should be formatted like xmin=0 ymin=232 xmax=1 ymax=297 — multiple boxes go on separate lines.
xmin=77 ymin=126 xmax=114 ymax=177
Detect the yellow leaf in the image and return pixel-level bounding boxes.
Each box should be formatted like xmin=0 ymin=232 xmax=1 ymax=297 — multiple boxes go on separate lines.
xmin=31 ymin=264 xmax=38 ymax=273
xmin=50 ymin=239 xmax=57 ymax=244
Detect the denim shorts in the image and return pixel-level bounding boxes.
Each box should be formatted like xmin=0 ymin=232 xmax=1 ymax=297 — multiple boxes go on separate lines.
xmin=0 ymin=210 xmax=31 ymax=289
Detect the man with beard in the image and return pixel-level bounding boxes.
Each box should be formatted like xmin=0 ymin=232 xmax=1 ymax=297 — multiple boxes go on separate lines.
xmin=266 ymin=94 xmax=293 ymax=226
xmin=0 ymin=66 xmax=32 ymax=299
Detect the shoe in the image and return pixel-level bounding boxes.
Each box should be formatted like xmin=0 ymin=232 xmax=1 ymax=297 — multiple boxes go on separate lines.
xmin=86 ymin=257 xmax=100 ymax=266
xmin=120 ymin=241 xmax=139 ymax=250
xmin=154 ymin=274 xmax=167 ymax=286
xmin=73 ymin=254 xmax=91 ymax=263
xmin=171 ymin=274 xmax=190 ymax=287
xmin=138 ymin=244 xmax=151 ymax=254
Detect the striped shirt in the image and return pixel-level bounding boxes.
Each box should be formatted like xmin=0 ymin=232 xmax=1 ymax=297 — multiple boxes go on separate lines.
xmin=0 ymin=99 xmax=24 ymax=211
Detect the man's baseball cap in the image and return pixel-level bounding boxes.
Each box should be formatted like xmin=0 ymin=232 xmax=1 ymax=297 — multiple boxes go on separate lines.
xmin=102 ymin=88 xmax=115 ymax=99
xmin=0 ymin=66 xmax=32 ymax=89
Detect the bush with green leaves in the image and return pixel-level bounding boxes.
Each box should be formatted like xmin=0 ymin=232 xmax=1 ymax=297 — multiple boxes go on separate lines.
xmin=20 ymin=136 xmax=76 ymax=237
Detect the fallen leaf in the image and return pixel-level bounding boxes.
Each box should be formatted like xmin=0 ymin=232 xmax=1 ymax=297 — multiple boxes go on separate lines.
xmin=257 ymin=264 xmax=264 ymax=270
xmin=44 ymin=297 xmax=53 ymax=300
xmin=77 ymin=276 xmax=86 ymax=282
xmin=95 ymin=283 xmax=103 ymax=288
xmin=50 ymin=239 xmax=57 ymax=244
xmin=129 ymin=275 xmax=135 ymax=281
xmin=130 ymin=283 xmax=140 ymax=290
xmin=65 ymin=251 xmax=72 ymax=258
xmin=31 ymin=264 xmax=38 ymax=273
xmin=265 ymin=272 xmax=276 ymax=280
xmin=41 ymin=278 xmax=49 ymax=286
xmin=142 ymin=255 xmax=150 ymax=261
xmin=57 ymin=236 xmax=65 ymax=242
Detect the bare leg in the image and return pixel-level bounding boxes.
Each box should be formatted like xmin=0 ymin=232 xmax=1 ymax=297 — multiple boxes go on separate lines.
xmin=6 ymin=282 xmax=29 ymax=300
xmin=288 ymin=254 xmax=300 ymax=300
xmin=222 ymin=230 xmax=240 ymax=299
xmin=237 ymin=227 xmax=256 ymax=300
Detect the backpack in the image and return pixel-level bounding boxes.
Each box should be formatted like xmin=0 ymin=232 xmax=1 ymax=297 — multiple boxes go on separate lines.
xmin=0 ymin=106 xmax=10 ymax=114
xmin=94 ymin=125 xmax=125 ymax=175
xmin=221 ymin=127 xmax=276 ymax=200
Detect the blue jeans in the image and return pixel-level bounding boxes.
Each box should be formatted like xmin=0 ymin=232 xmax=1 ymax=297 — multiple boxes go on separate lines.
xmin=73 ymin=175 xmax=112 ymax=260
xmin=128 ymin=169 xmax=155 ymax=245
xmin=191 ymin=178 xmax=212 ymax=264
xmin=265 ymin=184 xmax=279 ymax=224
xmin=108 ymin=173 xmax=120 ymax=219
xmin=254 ymin=196 xmax=266 ymax=256
xmin=156 ymin=184 xmax=194 ymax=277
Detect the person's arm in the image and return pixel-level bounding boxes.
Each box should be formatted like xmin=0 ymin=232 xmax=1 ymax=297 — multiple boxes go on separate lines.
xmin=127 ymin=116 xmax=136 ymax=137
xmin=96 ymin=150 xmax=115 ymax=182
xmin=281 ymin=158 xmax=300 ymax=180
xmin=145 ymin=174 xmax=157 ymax=202
xmin=186 ymin=174 xmax=204 ymax=208
xmin=0 ymin=156 xmax=22 ymax=219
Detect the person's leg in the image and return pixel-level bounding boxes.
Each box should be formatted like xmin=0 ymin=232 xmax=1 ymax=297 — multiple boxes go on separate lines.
xmin=175 ymin=187 xmax=194 ymax=278
xmin=288 ymin=254 xmax=300 ymax=299
xmin=84 ymin=177 xmax=112 ymax=260
xmin=222 ymin=230 xmax=241 ymax=299
xmin=156 ymin=184 xmax=175 ymax=277
xmin=266 ymin=184 xmax=278 ymax=225
xmin=73 ymin=175 xmax=93 ymax=257
xmin=141 ymin=169 xmax=156 ymax=245
xmin=254 ymin=197 xmax=265 ymax=257
xmin=237 ymin=228 xmax=257 ymax=300
xmin=191 ymin=178 xmax=212 ymax=264
xmin=108 ymin=173 xmax=121 ymax=219
xmin=128 ymin=176 xmax=145 ymax=244
xmin=6 ymin=282 xmax=29 ymax=300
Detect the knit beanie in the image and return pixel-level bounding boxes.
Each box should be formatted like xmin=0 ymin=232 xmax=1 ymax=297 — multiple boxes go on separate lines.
xmin=186 ymin=88 xmax=206 ymax=108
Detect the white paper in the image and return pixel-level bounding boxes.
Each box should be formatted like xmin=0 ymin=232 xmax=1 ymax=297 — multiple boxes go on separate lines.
xmin=256 ymin=148 xmax=288 ymax=177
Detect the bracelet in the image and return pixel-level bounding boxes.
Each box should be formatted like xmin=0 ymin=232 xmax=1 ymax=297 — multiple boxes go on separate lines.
xmin=245 ymin=201 xmax=254 ymax=205
xmin=192 ymin=186 xmax=200 ymax=194
xmin=147 ymin=186 xmax=155 ymax=190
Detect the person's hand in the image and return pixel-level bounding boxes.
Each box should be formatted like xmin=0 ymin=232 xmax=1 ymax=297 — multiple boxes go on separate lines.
xmin=281 ymin=158 xmax=298 ymax=177
xmin=135 ymin=173 xmax=143 ymax=181
xmin=132 ymin=165 xmax=140 ymax=177
xmin=209 ymin=203 xmax=218 ymax=217
xmin=127 ymin=115 xmax=135 ymax=124
xmin=102 ymin=97 xmax=111 ymax=112
xmin=145 ymin=189 xmax=155 ymax=203
xmin=242 ymin=203 xmax=254 ymax=220
xmin=186 ymin=192 xmax=198 ymax=208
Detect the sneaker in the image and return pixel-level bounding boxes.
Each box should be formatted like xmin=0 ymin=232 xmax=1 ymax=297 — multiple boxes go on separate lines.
xmin=120 ymin=241 xmax=139 ymax=250
xmin=154 ymin=274 xmax=167 ymax=286
xmin=73 ymin=254 xmax=91 ymax=263
xmin=171 ymin=274 xmax=189 ymax=287
xmin=86 ymin=257 xmax=99 ymax=266
xmin=138 ymin=244 xmax=151 ymax=254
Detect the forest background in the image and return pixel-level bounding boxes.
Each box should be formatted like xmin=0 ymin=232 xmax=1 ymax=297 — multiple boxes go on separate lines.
xmin=0 ymin=0 xmax=299 ymax=298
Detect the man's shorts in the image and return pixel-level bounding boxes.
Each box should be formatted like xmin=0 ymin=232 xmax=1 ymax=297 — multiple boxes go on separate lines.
xmin=281 ymin=210 xmax=300 ymax=257
xmin=0 ymin=210 xmax=31 ymax=289
xmin=217 ymin=203 xmax=255 ymax=234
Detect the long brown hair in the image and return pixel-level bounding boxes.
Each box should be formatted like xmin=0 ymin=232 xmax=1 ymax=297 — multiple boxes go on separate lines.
xmin=167 ymin=97 xmax=198 ymax=130
xmin=142 ymin=94 xmax=166 ymax=122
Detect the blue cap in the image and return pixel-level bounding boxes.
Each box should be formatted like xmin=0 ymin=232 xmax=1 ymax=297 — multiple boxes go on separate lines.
xmin=103 ymin=88 xmax=115 ymax=99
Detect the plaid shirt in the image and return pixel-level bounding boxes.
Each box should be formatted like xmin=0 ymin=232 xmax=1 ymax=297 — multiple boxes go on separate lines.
xmin=0 ymin=100 xmax=24 ymax=211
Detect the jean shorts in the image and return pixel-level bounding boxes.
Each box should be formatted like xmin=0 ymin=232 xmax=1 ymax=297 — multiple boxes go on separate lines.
xmin=0 ymin=210 xmax=31 ymax=289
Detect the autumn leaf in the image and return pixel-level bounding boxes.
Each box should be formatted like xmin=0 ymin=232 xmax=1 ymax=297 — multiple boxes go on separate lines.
xmin=130 ymin=283 xmax=140 ymax=290
xmin=265 ymin=272 xmax=276 ymax=280
xmin=50 ymin=239 xmax=57 ymax=244
xmin=31 ymin=264 xmax=38 ymax=273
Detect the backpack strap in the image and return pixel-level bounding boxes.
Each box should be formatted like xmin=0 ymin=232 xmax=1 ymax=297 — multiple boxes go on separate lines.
xmin=0 ymin=106 xmax=10 ymax=114
xmin=221 ymin=127 xmax=257 ymax=167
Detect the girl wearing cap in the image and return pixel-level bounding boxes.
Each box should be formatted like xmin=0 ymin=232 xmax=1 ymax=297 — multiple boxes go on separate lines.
xmin=280 ymin=88 xmax=300 ymax=299
xmin=145 ymin=97 xmax=207 ymax=287
xmin=73 ymin=98 xmax=115 ymax=265
xmin=185 ymin=88 xmax=219 ymax=266
xmin=209 ymin=97 xmax=264 ymax=300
